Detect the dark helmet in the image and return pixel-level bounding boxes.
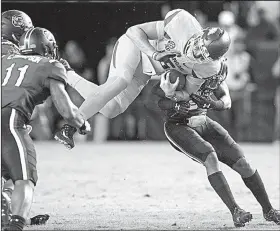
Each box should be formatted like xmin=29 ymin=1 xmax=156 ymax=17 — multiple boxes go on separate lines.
xmin=202 ymin=27 xmax=231 ymax=60
xmin=1 ymin=10 xmax=34 ymax=45
xmin=19 ymin=27 xmax=59 ymax=59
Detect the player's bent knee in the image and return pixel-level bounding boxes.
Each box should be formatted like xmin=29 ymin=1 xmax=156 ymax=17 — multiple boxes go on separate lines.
xmin=232 ymin=157 xmax=255 ymax=177
xmin=204 ymin=152 xmax=220 ymax=173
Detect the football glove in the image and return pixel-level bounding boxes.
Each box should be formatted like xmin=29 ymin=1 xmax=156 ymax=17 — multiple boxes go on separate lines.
xmin=190 ymin=93 xmax=225 ymax=111
xmin=152 ymin=50 xmax=180 ymax=63
xmin=78 ymin=120 xmax=91 ymax=135
xmin=174 ymin=101 xmax=190 ymax=116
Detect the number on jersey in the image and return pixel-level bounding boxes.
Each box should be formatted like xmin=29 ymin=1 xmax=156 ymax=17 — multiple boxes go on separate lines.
xmin=2 ymin=63 xmax=29 ymax=87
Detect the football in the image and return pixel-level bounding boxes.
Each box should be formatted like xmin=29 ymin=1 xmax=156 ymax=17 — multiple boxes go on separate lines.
xmin=164 ymin=69 xmax=186 ymax=90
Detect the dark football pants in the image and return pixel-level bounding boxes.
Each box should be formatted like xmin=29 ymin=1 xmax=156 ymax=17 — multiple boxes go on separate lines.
xmin=1 ymin=107 xmax=38 ymax=185
xmin=164 ymin=116 xmax=245 ymax=167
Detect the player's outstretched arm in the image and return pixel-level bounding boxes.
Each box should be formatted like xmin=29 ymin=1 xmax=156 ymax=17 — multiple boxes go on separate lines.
xmin=49 ymin=79 xmax=87 ymax=129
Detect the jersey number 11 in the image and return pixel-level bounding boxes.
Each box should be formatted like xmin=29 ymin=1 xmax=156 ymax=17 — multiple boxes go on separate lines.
xmin=2 ymin=63 xmax=29 ymax=87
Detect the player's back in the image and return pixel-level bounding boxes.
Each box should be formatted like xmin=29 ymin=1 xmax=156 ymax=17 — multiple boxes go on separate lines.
xmin=2 ymin=54 xmax=58 ymax=120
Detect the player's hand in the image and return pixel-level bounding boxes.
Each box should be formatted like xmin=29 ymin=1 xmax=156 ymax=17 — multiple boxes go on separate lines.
xmin=78 ymin=120 xmax=91 ymax=135
xmin=174 ymin=101 xmax=190 ymax=116
xmin=59 ymin=58 xmax=73 ymax=72
xmin=152 ymin=50 xmax=180 ymax=63
xmin=160 ymin=72 xmax=179 ymax=97
xmin=190 ymin=93 xmax=225 ymax=110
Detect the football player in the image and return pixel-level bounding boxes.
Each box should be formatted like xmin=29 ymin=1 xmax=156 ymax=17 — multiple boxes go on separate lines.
xmin=1 ymin=27 xmax=90 ymax=231
xmin=54 ymin=9 xmax=231 ymax=149
xmin=1 ymin=10 xmax=51 ymax=227
xmin=153 ymin=65 xmax=280 ymax=227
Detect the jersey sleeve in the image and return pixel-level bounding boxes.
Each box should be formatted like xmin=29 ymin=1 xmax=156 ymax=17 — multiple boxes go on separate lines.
xmin=48 ymin=60 xmax=68 ymax=85
xmin=193 ymin=60 xmax=222 ymax=79
xmin=163 ymin=9 xmax=202 ymax=39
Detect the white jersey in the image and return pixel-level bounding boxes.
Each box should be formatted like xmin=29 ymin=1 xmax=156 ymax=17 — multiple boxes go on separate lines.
xmin=141 ymin=9 xmax=221 ymax=80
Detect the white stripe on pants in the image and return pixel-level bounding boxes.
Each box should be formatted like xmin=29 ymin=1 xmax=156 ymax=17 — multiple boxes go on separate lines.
xmin=9 ymin=109 xmax=28 ymax=180
xmin=163 ymin=122 xmax=203 ymax=165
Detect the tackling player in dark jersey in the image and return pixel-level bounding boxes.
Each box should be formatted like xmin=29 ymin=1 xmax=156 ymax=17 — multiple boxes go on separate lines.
xmin=1 ymin=10 xmax=51 ymax=227
xmin=153 ymin=63 xmax=280 ymax=227
xmin=1 ymin=27 xmax=90 ymax=231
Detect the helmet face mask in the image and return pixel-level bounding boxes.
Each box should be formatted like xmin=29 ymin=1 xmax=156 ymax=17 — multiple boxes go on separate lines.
xmin=184 ymin=33 xmax=213 ymax=63
xmin=184 ymin=27 xmax=231 ymax=63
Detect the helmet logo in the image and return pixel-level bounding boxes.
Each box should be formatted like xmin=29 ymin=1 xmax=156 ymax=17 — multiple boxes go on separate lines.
xmin=165 ymin=40 xmax=176 ymax=51
xmin=11 ymin=15 xmax=25 ymax=28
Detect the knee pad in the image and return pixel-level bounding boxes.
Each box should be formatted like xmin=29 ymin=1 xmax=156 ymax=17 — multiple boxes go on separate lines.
xmin=232 ymin=157 xmax=251 ymax=169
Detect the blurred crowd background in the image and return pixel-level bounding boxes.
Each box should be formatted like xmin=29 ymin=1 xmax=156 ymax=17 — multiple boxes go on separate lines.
xmin=2 ymin=1 xmax=280 ymax=143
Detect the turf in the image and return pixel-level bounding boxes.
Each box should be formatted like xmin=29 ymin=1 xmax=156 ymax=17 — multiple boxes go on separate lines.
xmin=26 ymin=141 xmax=279 ymax=230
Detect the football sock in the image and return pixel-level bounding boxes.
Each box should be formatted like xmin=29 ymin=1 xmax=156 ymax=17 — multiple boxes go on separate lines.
xmin=242 ymin=170 xmax=273 ymax=213
xmin=67 ymin=71 xmax=99 ymax=99
xmin=208 ymin=171 xmax=239 ymax=214
xmin=8 ymin=215 xmax=25 ymax=230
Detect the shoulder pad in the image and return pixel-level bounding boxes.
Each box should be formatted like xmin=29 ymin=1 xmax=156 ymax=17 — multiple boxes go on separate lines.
xmin=1 ymin=40 xmax=20 ymax=55
xmin=48 ymin=60 xmax=67 ymax=85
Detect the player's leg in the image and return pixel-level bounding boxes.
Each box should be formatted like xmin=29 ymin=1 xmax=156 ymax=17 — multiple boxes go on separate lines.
xmin=1 ymin=108 xmax=38 ymax=230
xmin=204 ymin=117 xmax=279 ymax=225
xmin=78 ymin=34 xmax=142 ymax=120
xmin=164 ymin=121 xmax=251 ymax=227
xmin=55 ymin=35 xmax=148 ymax=148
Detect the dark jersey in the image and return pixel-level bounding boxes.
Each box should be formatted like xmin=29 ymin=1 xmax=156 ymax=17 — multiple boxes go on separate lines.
xmin=151 ymin=82 xmax=207 ymax=123
xmin=1 ymin=54 xmax=67 ymax=120
xmin=1 ymin=39 xmax=20 ymax=56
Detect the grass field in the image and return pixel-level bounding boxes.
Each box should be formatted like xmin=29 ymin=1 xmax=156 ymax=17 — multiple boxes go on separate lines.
xmin=26 ymin=141 xmax=279 ymax=230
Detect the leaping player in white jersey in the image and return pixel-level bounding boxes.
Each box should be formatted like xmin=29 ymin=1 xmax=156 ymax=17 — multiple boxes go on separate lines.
xmin=55 ymin=9 xmax=231 ymax=149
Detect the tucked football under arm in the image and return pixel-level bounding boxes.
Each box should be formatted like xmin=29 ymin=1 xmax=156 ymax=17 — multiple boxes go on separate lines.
xmin=166 ymin=74 xmax=205 ymax=102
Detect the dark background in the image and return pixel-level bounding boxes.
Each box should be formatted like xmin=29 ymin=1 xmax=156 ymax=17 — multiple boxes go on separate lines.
xmin=2 ymin=1 xmax=280 ymax=143
xmin=2 ymin=1 xmax=164 ymax=68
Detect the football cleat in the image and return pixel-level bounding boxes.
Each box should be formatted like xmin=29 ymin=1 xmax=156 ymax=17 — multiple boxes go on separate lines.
xmin=1 ymin=192 xmax=12 ymax=227
xmin=232 ymin=207 xmax=252 ymax=227
xmin=54 ymin=124 xmax=77 ymax=149
xmin=264 ymin=208 xmax=280 ymax=225
xmin=30 ymin=214 xmax=50 ymax=225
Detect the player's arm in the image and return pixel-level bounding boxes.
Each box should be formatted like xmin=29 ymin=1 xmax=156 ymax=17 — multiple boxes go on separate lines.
xmin=49 ymin=79 xmax=85 ymax=128
xmin=46 ymin=61 xmax=88 ymax=129
xmin=213 ymin=80 xmax=231 ymax=109
xmin=190 ymin=81 xmax=231 ymax=111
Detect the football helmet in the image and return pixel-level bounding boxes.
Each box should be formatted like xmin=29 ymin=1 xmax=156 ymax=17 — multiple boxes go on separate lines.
xmin=1 ymin=10 xmax=33 ymax=45
xmin=19 ymin=27 xmax=59 ymax=59
xmin=184 ymin=27 xmax=231 ymax=63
